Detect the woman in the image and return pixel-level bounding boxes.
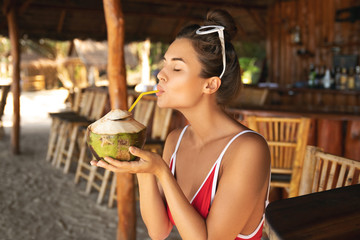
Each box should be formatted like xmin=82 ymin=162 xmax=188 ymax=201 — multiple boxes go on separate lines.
xmin=92 ymin=9 xmax=270 ymax=240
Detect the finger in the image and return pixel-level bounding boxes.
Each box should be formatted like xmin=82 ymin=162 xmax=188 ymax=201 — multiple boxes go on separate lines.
xmin=90 ymin=160 xmax=98 ymax=166
xmin=103 ymin=156 xmax=123 ymax=166
xmin=129 ymin=146 xmax=156 ymax=160
xmin=96 ymin=160 xmax=128 ymax=173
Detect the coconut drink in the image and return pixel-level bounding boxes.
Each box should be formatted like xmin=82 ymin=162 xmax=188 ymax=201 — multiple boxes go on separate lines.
xmin=86 ymin=109 xmax=146 ymax=161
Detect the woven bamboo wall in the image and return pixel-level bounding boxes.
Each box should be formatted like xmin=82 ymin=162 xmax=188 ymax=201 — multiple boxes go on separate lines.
xmin=267 ymin=0 xmax=360 ymax=86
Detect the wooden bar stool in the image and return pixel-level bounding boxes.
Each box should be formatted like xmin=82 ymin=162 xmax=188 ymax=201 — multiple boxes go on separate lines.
xmin=46 ymin=87 xmax=84 ymax=162
xmin=51 ymin=90 xmax=95 ymax=166
xmin=74 ymin=127 xmax=114 ymax=204
xmin=55 ymin=88 xmax=108 ymax=173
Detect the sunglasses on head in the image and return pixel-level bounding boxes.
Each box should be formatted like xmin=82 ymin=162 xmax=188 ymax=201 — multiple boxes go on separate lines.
xmin=196 ymin=25 xmax=226 ymax=79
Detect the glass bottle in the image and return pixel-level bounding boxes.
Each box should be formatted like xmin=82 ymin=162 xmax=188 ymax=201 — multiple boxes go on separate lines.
xmin=335 ymin=67 xmax=341 ymax=90
xmin=339 ymin=68 xmax=348 ymax=90
xmin=308 ymin=64 xmax=315 ymax=88
xmin=323 ymin=68 xmax=331 ymax=89
xmin=355 ymin=66 xmax=360 ymax=90
xmin=347 ymin=67 xmax=355 ymax=90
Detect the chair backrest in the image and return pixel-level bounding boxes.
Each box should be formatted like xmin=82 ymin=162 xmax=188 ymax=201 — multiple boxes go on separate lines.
xmin=71 ymin=87 xmax=83 ymax=112
xmin=79 ymin=89 xmax=96 ymax=117
xmin=133 ymin=98 xmax=155 ymax=126
xmin=299 ymin=146 xmax=360 ymax=196
xmin=88 ymin=90 xmax=108 ymax=121
xmin=247 ymin=116 xmax=311 ymax=197
xmin=151 ymin=106 xmax=173 ymax=140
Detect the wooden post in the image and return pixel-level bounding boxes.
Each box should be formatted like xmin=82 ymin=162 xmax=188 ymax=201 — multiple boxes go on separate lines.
xmin=102 ymin=1 xmax=136 ymax=240
xmin=5 ymin=0 xmax=21 ymax=154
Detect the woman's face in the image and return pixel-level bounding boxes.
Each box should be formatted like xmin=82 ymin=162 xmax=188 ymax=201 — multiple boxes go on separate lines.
xmin=156 ymin=38 xmax=206 ymax=109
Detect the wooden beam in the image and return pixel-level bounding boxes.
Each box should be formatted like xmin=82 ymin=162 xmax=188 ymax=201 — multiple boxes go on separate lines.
xmin=19 ymin=0 xmax=34 ymax=15
xmin=131 ymin=0 xmax=269 ymax=10
xmin=245 ymin=8 xmax=267 ymax=36
xmin=27 ymin=3 xmax=203 ymax=21
xmin=6 ymin=1 xmax=21 ymax=154
xmin=57 ymin=10 xmax=66 ymax=33
xmin=102 ymin=0 xmax=136 ymax=240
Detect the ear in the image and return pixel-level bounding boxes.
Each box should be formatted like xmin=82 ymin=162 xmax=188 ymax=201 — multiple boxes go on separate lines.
xmin=203 ymin=77 xmax=221 ymax=94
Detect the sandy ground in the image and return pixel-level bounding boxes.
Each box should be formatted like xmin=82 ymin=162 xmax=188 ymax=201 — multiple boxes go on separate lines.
xmin=0 ymin=89 xmax=181 ymax=240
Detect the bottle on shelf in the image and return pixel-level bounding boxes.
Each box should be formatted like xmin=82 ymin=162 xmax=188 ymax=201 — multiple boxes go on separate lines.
xmin=308 ymin=64 xmax=316 ymax=88
xmin=347 ymin=67 xmax=355 ymax=90
xmin=335 ymin=67 xmax=341 ymax=90
xmin=314 ymin=66 xmax=321 ymax=88
xmin=323 ymin=68 xmax=331 ymax=89
xmin=330 ymin=68 xmax=336 ymax=89
xmin=339 ymin=67 xmax=348 ymax=90
xmin=355 ymin=66 xmax=360 ymax=90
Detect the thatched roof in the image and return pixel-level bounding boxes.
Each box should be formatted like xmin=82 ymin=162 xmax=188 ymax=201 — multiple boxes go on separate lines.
xmin=0 ymin=0 xmax=274 ymax=43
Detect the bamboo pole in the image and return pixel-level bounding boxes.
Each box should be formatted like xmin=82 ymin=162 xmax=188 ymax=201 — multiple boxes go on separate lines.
xmin=102 ymin=0 xmax=136 ymax=240
xmin=5 ymin=1 xmax=21 ymax=154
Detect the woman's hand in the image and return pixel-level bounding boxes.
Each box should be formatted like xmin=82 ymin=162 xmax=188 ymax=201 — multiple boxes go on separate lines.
xmin=90 ymin=147 xmax=167 ymax=177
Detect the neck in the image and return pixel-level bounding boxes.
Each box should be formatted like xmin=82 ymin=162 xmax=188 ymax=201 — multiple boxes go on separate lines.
xmin=177 ymin=98 xmax=231 ymax=145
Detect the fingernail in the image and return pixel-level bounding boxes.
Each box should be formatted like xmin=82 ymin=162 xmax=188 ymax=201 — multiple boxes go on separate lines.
xmin=129 ymin=146 xmax=135 ymax=153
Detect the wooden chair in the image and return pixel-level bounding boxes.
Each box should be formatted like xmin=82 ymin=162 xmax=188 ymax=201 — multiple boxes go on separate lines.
xmin=55 ymin=88 xmax=108 ymax=173
xmin=247 ymin=116 xmax=311 ymax=197
xmin=298 ymin=145 xmax=360 ymax=196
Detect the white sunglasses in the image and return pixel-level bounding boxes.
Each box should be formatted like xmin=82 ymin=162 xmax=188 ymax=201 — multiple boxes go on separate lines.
xmin=196 ymin=25 xmax=226 ymax=79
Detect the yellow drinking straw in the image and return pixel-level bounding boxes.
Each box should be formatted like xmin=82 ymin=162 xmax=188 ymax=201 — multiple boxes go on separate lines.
xmin=128 ymin=90 xmax=159 ymax=112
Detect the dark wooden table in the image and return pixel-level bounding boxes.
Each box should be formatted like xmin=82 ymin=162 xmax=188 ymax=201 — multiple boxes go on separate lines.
xmin=265 ymin=184 xmax=360 ymax=240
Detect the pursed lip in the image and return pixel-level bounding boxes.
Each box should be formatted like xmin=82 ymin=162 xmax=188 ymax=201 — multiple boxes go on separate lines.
xmin=156 ymin=85 xmax=165 ymax=96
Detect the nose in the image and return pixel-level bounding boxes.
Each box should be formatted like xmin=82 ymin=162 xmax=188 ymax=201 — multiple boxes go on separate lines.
xmin=157 ymin=69 xmax=167 ymax=82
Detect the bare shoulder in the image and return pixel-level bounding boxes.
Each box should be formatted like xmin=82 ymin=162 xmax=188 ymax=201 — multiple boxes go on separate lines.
xmin=222 ymin=131 xmax=270 ymax=180
xmin=162 ymin=128 xmax=185 ymax=165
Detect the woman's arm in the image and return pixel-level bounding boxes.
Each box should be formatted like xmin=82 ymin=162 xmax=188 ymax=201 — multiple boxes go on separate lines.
xmin=136 ymin=173 xmax=172 ymax=239
xmin=134 ymin=130 xmax=182 ymax=239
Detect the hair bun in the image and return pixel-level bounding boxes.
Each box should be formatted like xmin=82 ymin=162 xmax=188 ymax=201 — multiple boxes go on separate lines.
xmin=204 ymin=9 xmax=237 ymax=41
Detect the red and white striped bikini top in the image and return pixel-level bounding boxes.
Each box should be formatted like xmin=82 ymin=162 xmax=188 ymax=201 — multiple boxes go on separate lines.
xmin=166 ymin=125 xmax=270 ymax=240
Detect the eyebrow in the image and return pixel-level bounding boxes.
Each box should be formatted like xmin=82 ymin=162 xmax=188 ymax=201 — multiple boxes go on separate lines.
xmin=163 ymin=56 xmax=186 ymax=63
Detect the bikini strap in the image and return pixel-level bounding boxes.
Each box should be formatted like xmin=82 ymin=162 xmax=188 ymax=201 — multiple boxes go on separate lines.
xmin=211 ymin=130 xmax=266 ymax=203
xmin=169 ymin=125 xmax=189 ymax=174
xmin=174 ymin=125 xmax=189 ymax=153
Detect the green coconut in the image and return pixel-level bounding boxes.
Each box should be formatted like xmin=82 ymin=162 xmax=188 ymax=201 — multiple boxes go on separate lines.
xmin=86 ymin=109 xmax=146 ymax=161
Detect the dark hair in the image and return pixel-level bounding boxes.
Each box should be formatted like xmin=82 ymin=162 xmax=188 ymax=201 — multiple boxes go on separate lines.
xmin=176 ymin=9 xmax=242 ymax=105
